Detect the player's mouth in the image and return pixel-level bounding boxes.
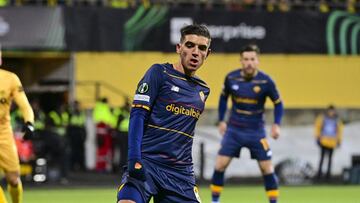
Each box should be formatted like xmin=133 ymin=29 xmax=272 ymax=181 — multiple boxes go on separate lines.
xmin=190 ymin=58 xmax=199 ymax=67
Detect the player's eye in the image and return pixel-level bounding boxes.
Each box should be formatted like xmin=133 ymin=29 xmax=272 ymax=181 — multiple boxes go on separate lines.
xmin=185 ymin=42 xmax=195 ymax=48
xmin=198 ymin=45 xmax=208 ymax=51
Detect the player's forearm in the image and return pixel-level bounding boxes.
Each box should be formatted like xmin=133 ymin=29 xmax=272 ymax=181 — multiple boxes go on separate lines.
xmin=218 ymin=94 xmax=228 ymax=122
xmin=128 ymin=107 xmax=148 ymax=160
xmin=15 ymin=94 xmax=34 ymax=123
xmin=273 ymin=102 xmax=283 ymax=125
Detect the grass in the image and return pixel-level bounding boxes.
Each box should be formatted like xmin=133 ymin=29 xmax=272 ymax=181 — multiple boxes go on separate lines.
xmin=5 ymin=185 xmax=360 ymax=203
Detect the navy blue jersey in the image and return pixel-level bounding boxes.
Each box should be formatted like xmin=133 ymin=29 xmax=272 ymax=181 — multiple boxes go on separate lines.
xmin=221 ymin=69 xmax=281 ymax=129
xmin=132 ymin=63 xmax=210 ymax=169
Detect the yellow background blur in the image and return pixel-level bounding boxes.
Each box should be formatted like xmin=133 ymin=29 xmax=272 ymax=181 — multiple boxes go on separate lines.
xmin=75 ymin=53 xmax=360 ymax=109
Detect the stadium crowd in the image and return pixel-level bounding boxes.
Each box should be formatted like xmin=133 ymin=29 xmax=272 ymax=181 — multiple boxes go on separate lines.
xmin=0 ymin=0 xmax=359 ymax=13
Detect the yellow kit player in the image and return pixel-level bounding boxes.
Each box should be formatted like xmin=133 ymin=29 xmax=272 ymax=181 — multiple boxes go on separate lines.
xmin=0 ymin=48 xmax=34 ymax=203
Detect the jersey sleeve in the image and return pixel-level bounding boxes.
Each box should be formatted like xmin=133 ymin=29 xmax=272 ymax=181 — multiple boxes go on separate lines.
xmin=11 ymin=73 xmax=34 ymax=123
xmin=218 ymin=75 xmax=230 ymax=122
xmin=267 ymin=77 xmax=281 ymax=104
xmin=132 ymin=64 xmax=164 ymax=111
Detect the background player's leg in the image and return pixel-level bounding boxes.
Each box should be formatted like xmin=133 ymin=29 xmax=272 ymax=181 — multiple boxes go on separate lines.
xmin=0 ymin=186 xmax=8 ymax=203
xmin=259 ymin=160 xmax=279 ymax=203
xmin=317 ymin=147 xmax=326 ymax=179
xmin=5 ymin=172 xmax=22 ymax=203
xmin=210 ymin=155 xmax=232 ymax=203
xmin=326 ymin=149 xmax=334 ymax=180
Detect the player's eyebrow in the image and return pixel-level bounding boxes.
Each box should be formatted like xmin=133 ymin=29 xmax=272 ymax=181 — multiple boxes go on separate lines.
xmin=184 ymin=41 xmax=208 ymax=51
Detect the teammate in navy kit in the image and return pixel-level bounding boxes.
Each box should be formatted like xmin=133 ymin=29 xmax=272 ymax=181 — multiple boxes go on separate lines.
xmin=210 ymin=44 xmax=283 ymax=203
xmin=117 ymin=24 xmax=211 ymax=203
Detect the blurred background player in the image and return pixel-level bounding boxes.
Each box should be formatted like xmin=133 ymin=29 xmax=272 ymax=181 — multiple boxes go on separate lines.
xmin=210 ymin=44 xmax=283 ymax=203
xmin=0 ymin=47 xmax=34 ymax=203
xmin=314 ymin=104 xmax=343 ymax=181
xmin=117 ymin=24 xmax=211 ymax=203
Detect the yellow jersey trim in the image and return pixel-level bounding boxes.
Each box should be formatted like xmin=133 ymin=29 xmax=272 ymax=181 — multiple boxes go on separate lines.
xmin=147 ymin=124 xmax=193 ymax=138
xmin=132 ymin=104 xmax=150 ymax=111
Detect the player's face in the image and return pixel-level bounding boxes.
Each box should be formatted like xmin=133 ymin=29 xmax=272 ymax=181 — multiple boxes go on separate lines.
xmin=177 ymin=34 xmax=210 ymax=75
xmin=240 ymin=51 xmax=259 ymax=77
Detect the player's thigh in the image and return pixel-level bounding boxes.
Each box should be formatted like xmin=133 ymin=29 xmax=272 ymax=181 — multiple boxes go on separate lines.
xmin=154 ymin=185 xmax=201 ymax=203
xmin=218 ymin=129 xmax=243 ymax=158
xmin=117 ymin=183 xmax=145 ymax=203
xmin=0 ymin=136 xmax=20 ymax=173
xmin=248 ymin=137 xmax=272 ymax=161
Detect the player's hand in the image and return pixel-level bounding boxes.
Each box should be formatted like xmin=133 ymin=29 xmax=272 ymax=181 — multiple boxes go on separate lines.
xmin=218 ymin=121 xmax=227 ymax=136
xmin=22 ymin=121 xmax=34 ymax=140
xmin=128 ymin=159 xmax=146 ymax=181
xmin=270 ymin=124 xmax=280 ymax=140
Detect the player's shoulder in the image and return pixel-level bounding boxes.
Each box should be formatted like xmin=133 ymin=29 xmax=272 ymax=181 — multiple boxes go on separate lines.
xmin=0 ymin=68 xmax=18 ymax=79
xmin=192 ymin=75 xmax=210 ymax=90
xmin=226 ymin=69 xmax=241 ymax=80
xmin=257 ymin=70 xmax=275 ymax=82
xmin=147 ymin=63 xmax=167 ymax=73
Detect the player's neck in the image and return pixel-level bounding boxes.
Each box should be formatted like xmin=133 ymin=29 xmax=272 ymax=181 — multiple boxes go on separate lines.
xmin=173 ymin=63 xmax=195 ymax=77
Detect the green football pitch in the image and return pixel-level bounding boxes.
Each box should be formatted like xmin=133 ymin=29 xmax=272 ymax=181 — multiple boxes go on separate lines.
xmin=6 ymin=185 xmax=360 ymax=203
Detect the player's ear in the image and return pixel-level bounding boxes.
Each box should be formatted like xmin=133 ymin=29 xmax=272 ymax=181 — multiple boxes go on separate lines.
xmin=206 ymin=48 xmax=211 ymax=58
xmin=176 ymin=43 xmax=181 ymax=54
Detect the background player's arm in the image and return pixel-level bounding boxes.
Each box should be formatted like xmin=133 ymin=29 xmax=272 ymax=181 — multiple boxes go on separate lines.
xmin=314 ymin=115 xmax=323 ymax=140
xmin=268 ymin=77 xmax=283 ymax=140
xmin=12 ymin=74 xmax=34 ymax=124
xmin=271 ymin=101 xmax=283 ymax=140
xmin=218 ymin=77 xmax=230 ymax=135
xmin=336 ymin=119 xmax=344 ymax=147
xmin=12 ymin=74 xmax=35 ymax=139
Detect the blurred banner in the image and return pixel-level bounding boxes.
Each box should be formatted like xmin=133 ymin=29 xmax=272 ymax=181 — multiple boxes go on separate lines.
xmin=64 ymin=7 xmax=332 ymax=53
xmin=0 ymin=7 xmax=65 ymax=50
xmin=2 ymin=7 xmax=359 ymax=54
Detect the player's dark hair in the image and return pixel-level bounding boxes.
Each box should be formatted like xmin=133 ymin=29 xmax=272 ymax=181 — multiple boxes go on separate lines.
xmin=240 ymin=44 xmax=260 ymax=55
xmin=180 ymin=24 xmax=211 ymax=43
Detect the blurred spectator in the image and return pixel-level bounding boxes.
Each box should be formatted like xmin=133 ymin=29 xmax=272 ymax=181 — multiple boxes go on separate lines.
xmin=112 ymin=97 xmax=131 ymax=173
xmin=67 ymin=100 xmax=87 ymax=171
xmin=0 ymin=0 xmax=8 ymax=6
xmin=33 ymin=117 xmax=69 ymax=184
xmin=314 ymin=105 xmax=343 ymax=181
xmin=30 ymin=99 xmax=46 ymax=131
xmin=92 ymin=97 xmax=114 ymax=172
xmin=318 ymin=0 xmax=330 ymax=13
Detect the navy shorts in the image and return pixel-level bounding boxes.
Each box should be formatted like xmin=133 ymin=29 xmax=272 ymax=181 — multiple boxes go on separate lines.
xmin=117 ymin=158 xmax=202 ymax=203
xmin=218 ymin=126 xmax=272 ymax=161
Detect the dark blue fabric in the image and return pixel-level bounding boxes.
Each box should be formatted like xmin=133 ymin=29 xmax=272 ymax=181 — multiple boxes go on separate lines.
xmin=211 ymin=170 xmax=225 ymax=186
xmin=218 ymin=94 xmax=227 ymax=122
xmin=128 ymin=108 xmax=148 ymax=160
xmin=117 ymin=181 xmax=145 ymax=203
xmin=263 ymin=173 xmax=278 ymax=190
xmin=220 ymin=69 xmax=282 ymax=129
xmin=274 ymin=102 xmax=283 ymax=125
xmin=132 ymin=63 xmax=210 ymax=169
xmin=219 ymin=126 xmax=271 ymax=160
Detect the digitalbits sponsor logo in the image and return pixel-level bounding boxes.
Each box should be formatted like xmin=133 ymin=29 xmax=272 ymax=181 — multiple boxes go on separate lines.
xmin=166 ymin=104 xmax=201 ymax=119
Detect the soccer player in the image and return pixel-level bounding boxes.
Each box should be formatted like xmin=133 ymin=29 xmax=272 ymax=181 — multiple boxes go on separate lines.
xmin=117 ymin=24 xmax=211 ymax=203
xmin=210 ymin=44 xmax=283 ymax=203
xmin=0 ymin=47 xmax=35 ymax=203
